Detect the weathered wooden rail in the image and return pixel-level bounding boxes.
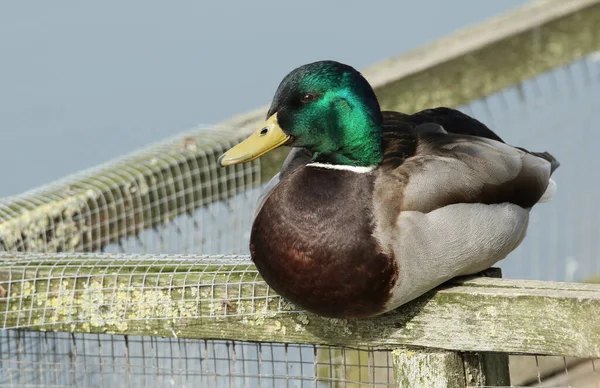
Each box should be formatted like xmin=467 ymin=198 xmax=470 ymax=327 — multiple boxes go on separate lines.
xmin=2 ymin=255 xmax=598 ymax=359
xmin=1 ymin=254 xmax=599 ymax=386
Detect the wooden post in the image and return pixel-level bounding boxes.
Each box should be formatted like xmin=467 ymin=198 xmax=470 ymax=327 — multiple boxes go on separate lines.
xmin=459 ymin=269 xmax=510 ymax=386
xmin=392 ymin=348 xmax=510 ymax=387
xmin=463 ymin=352 xmax=510 ymax=387
xmin=392 ymin=348 xmax=466 ymax=388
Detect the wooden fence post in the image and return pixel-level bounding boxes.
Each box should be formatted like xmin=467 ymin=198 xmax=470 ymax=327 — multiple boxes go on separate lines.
xmin=392 ymin=348 xmax=510 ymax=387
xmin=463 ymin=352 xmax=510 ymax=387
xmin=392 ymin=348 xmax=465 ymax=387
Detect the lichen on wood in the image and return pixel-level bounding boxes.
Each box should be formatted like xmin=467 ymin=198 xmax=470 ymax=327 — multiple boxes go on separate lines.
xmin=2 ymin=254 xmax=600 ymax=359
xmin=391 ymin=349 xmax=510 ymax=387
xmin=392 ymin=348 xmax=466 ymax=388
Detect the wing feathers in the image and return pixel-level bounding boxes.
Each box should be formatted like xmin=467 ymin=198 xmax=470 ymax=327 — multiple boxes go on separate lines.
xmin=395 ymin=135 xmax=553 ymax=212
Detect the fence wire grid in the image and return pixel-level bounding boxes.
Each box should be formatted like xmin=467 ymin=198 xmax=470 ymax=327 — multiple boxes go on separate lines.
xmin=0 ymin=254 xmax=299 ymax=330
xmin=2 ymin=331 xmax=598 ymax=388
xmin=0 ymin=331 xmax=396 ymax=388
xmin=1 ymin=334 xmax=600 ymax=388
xmin=0 ymin=126 xmax=261 ymax=255
xmin=460 ymin=52 xmax=600 ymax=283
xmin=0 ymin=34 xmax=599 ymax=388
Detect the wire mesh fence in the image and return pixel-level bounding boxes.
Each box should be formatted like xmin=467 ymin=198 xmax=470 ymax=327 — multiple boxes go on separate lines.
xmin=0 ymin=253 xmax=394 ymax=388
xmin=460 ymin=52 xmax=600 ymax=282
xmin=0 ymin=331 xmax=396 ymax=388
xmin=1 ymin=253 xmax=598 ymax=387
xmin=0 ymin=254 xmax=298 ymax=330
xmin=4 ymin=53 xmax=597 ymax=281
xmin=0 ymin=127 xmax=261 ymax=255
xmin=2 ymin=331 xmax=599 ymax=387
xmin=1 ymin=7 xmax=600 ymax=386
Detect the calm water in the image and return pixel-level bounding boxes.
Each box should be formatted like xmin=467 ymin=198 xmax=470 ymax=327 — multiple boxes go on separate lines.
xmin=0 ymin=0 xmax=528 ymax=197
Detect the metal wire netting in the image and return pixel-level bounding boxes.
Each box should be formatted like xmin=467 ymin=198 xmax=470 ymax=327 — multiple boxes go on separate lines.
xmin=3 ymin=54 xmax=597 ymax=281
xmin=0 ymin=331 xmax=394 ymax=388
xmin=2 ymin=332 xmax=599 ymax=388
xmin=0 ymin=253 xmax=398 ymax=387
xmin=461 ymin=52 xmax=600 ymax=282
xmin=1 ymin=254 xmax=600 ymax=387
xmin=0 ymin=254 xmax=299 ymax=330
xmin=0 ymin=126 xmax=261 ymax=255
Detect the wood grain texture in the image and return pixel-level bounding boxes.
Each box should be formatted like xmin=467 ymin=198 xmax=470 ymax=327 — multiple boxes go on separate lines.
xmin=1 ymin=254 xmax=600 ymax=358
xmin=463 ymin=352 xmax=510 ymax=387
xmin=392 ymin=348 xmax=466 ymax=388
xmin=363 ymin=0 xmax=600 ymax=89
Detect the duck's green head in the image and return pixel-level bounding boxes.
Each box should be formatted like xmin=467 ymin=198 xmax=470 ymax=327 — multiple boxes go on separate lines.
xmin=219 ymin=61 xmax=384 ymax=167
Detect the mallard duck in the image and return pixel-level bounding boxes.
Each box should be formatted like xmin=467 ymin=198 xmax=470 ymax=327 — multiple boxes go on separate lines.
xmin=218 ymin=61 xmax=559 ymax=319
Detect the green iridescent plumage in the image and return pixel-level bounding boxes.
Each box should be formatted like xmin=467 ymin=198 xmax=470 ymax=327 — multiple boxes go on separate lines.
xmin=267 ymin=61 xmax=384 ymax=166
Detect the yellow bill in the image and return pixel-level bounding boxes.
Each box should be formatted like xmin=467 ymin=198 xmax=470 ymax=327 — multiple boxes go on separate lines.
xmin=218 ymin=113 xmax=290 ymax=167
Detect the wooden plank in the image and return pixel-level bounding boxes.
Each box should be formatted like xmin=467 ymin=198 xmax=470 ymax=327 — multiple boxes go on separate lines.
xmin=459 ymin=263 xmax=510 ymax=387
xmin=363 ymin=0 xmax=600 ymax=89
xmin=392 ymin=348 xmax=466 ymax=388
xmin=370 ymin=0 xmax=600 ymax=113
xmin=1 ymin=254 xmax=600 ymax=358
xmin=456 ymin=276 xmax=600 ymax=292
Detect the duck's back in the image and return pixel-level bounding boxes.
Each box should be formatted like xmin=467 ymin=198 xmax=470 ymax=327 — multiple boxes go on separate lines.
xmin=372 ymin=109 xmax=557 ymax=310
xmin=379 ymin=109 xmax=557 ymax=212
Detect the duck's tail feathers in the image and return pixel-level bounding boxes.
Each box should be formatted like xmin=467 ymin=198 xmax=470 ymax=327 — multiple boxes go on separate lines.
xmin=517 ymin=148 xmax=559 ymax=203
xmin=518 ymin=148 xmax=560 ymax=174
xmin=532 ymin=151 xmax=559 ymax=203
xmin=538 ymin=178 xmax=557 ymax=203
xmin=531 ymin=151 xmax=560 ymax=174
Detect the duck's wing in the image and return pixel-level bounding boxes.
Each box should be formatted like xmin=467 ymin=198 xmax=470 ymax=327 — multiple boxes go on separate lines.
xmin=373 ymin=113 xmax=559 ymax=311
xmin=378 ymin=108 xmax=505 ymax=169
xmin=381 ymin=201 xmax=530 ymax=310
xmin=374 ymin=127 xmax=556 ymax=245
xmin=390 ymin=107 xmax=505 ymax=142
xmin=406 ymin=108 xmax=561 ymax=174
xmin=255 ymin=147 xmax=312 ymax=217
xmin=380 ymin=109 xmax=558 ymax=211
xmin=398 ymin=133 xmax=556 ymax=212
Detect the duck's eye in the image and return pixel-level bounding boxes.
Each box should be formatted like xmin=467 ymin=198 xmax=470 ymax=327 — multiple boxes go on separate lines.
xmin=301 ymin=93 xmax=319 ymax=103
